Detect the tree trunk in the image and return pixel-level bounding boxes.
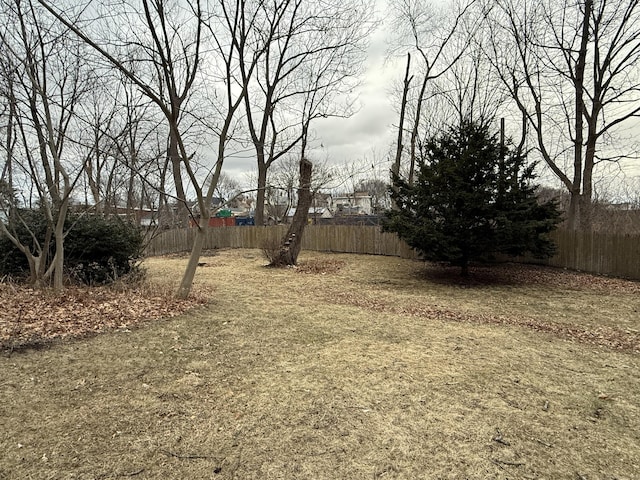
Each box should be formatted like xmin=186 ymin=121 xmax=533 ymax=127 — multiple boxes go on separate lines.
xmin=176 ymin=215 xmax=209 ymax=299
xmin=168 ymin=132 xmax=188 ymax=227
xmin=28 ymin=254 xmax=44 ymax=287
xmin=254 ymin=162 xmax=268 ymax=226
xmin=569 ymin=0 xmax=592 ymax=232
xmin=392 ymin=54 xmax=412 ymax=208
xmin=85 ymin=158 xmax=102 ymax=210
xmin=566 ymin=191 xmax=581 ymax=231
xmin=38 ymin=226 xmax=53 ymax=283
xmin=52 ymin=212 xmax=66 ymax=291
xmin=52 ymin=233 xmax=64 ymax=290
xmin=409 ymin=73 xmax=429 ymax=186
xmin=270 ymin=158 xmax=312 ymax=266
xmin=578 ymin=194 xmax=592 ymax=232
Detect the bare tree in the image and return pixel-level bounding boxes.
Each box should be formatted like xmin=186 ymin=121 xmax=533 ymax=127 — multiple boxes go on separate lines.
xmin=39 ymin=0 xmax=266 ymax=298
xmin=268 ymin=157 xmax=312 ymax=266
xmin=72 ymin=79 xmax=121 ymax=213
xmin=236 ymin=0 xmax=374 ymax=226
xmin=213 ymin=172 xmax=241 ymax=206
xmin=435 ymin=32 xmax=507 ymax=130
xmin=0 ymin=0 xmax=91 ymax=290
xmin=89 ymin=70 xmax=173 ymax=228
xmin=483 ymin=0 xmax=640 ymax=230
xmin=391 ymin=53 xmax=412 ymax=199
xmin=168 ymin=0 xmax=260 ymax=297
xmin=110 ymin=81 xmax=167 ymax=223
xmin=389 ymin=0 xmax=477 ymax=184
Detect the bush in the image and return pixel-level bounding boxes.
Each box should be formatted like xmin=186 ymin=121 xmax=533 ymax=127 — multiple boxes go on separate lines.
xmin=260 ymin=236 xmax=283 ymax=265
xmin=64 ymin=215 xmax=144 ymax=284
xmin=0 ymin=212 xmax=144 ymax=285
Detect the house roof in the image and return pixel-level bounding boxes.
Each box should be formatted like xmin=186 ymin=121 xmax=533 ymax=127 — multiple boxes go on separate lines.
xmin=287 ymin=207 xmax=330 ymax=216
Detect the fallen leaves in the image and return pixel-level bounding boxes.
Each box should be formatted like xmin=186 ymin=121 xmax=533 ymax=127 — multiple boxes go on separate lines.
xmin=420 ymin=262 xmax=640 ymax=294
xmin=332 ymin=291 xmax=640 ymax=353
xmin=294 ymin=259 xmax=346 ymax=275
xmin=0 ymin=283 xmax=210 ymax=351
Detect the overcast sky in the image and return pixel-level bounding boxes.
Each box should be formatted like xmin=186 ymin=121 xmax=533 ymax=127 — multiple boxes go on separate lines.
xmin=309 ymin=23 xmax=398 ymax=167
xmin=220 ymin=7 xmax=399 ymax=184
xmin=217 ymin=0 xmax=640 ymax=198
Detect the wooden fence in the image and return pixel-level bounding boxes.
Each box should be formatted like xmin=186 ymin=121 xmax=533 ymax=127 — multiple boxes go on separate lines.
xmin=541 ymin=229 xmax=640 ymax=279
xmin=145 ymin=225 xmax=640 ymax=280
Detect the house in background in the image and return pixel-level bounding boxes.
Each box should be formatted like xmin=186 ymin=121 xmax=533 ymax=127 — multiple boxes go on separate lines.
xmin=312 ymin=192 xmax=332 ymax=209
xmin=187 ymin=194 xmax=255 ymax=225
xmin=285 ymin=206 xmax=333 ymax=224
xmin=282 ymin=191 xmax=376 ymax=223
xmin=330 ymin=191 xmax=373 ymax=216
xmin=254 ymin=189 xmax=380 ymax=225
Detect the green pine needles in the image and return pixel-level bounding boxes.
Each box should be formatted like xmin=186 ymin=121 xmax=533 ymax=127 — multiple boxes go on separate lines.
xmin=384 ymin=120 xmax=561 ymax=276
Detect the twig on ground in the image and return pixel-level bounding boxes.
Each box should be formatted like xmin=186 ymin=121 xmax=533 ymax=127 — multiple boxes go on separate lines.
xmin=160 ymin=449 xmax=210 ymax=460
xmin=492 ymin=429 xmax=511 ymax=446
xmin=119 ymin=468 xmax=145 ymax=477
xmin=492 ymin=458 xmax=525 ymax=467
xmin=534 ymin=438 xmax=553 ymax=448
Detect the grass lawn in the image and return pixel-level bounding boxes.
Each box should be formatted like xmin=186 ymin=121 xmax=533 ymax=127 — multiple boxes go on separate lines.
xmin=1 ymin=249 xmax=639 ymax=479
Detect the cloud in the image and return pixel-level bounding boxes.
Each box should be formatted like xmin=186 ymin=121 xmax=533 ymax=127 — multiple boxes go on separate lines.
xmin=223 ymin=9 xmax=402 ymax=179
xmin=309 ymin=22 xmax=401 ymax=164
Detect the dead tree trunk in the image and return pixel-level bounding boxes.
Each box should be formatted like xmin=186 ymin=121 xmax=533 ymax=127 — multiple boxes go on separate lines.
xmin=391 ymin=53 xmax=412 ymax=209
xmin=393 ymin=54 xmax=412 ymax=176
xmin=270 ymin=158 xmax=312 ymax=266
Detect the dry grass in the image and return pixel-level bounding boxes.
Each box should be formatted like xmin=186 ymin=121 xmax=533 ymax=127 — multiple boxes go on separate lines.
xmin=1 ymin=249 xmax=639 ymax=479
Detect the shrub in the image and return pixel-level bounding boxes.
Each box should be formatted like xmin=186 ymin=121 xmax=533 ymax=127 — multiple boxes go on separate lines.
xmin=64 ymin=215 xmax=144 ymax=284
xmin=0 ymin=212 xmax=144 ymax=285
xmin=260 ymin=236 xmax=282 ymax=265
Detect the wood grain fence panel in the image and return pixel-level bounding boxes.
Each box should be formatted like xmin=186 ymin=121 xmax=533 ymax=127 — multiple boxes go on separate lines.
xmin=145 ymin=226 xmax=639 ymax=280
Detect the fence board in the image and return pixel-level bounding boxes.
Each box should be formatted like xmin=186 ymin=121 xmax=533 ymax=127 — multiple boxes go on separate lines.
xmin=145 ymin=226 xmax=639 ymax=280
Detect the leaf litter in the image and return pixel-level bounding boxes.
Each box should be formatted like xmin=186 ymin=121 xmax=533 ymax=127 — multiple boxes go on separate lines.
xmin=0 ymin=282 xmax=210 ymax=351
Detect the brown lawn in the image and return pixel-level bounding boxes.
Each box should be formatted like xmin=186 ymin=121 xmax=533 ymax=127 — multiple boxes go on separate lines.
xmin=1 ymin=249 xmax=639 ymax=479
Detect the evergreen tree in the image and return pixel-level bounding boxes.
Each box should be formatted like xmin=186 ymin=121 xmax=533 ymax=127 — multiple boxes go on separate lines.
xmin=384 ymin=120 xmax=561 ymax=275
